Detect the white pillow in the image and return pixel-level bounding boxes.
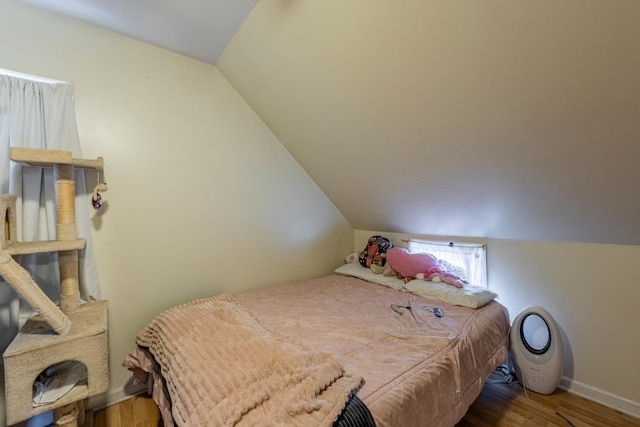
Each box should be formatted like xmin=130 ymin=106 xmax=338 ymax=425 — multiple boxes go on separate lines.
xmin=334 ymin=263 xmax=405 ymax=291
xmin=403 ymin=280 xmax=497 ymax=308
xmin=334 ymin=263 xmax=498 ymax=308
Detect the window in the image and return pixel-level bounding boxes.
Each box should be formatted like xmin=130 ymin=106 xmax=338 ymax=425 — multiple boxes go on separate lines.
xmin=408 ymin=239 xmax=487 ymax=287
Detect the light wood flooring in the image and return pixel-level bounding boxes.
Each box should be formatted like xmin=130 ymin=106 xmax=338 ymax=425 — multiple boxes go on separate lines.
xmin=457 ymin=382 xmax=640 ymax=427
xmin=93 ymin=381 xmax=640 ymax=427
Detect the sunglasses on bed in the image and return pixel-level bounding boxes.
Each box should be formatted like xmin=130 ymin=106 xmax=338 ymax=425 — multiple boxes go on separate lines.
xmin=390 ymin=304 xmax=443 ymax=318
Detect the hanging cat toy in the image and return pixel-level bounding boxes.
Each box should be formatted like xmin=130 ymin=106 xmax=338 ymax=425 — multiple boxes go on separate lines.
xmin=91 ymin=170 xmax=108 ymax=209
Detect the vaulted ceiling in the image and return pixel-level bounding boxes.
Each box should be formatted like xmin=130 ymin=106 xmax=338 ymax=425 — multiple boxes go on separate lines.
xmin=24 ymin=0 xmax=640 ymax=245
xmin=20 ymin=0 xmax=258 ymax=63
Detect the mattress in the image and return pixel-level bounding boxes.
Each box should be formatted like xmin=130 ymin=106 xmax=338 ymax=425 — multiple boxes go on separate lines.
xmin=124 ymin=273 xmax=509 ymax=427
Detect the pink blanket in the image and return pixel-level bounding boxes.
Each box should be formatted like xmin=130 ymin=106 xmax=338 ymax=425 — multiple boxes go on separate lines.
xmin=125 ymin=294 xmax=363 ymax=427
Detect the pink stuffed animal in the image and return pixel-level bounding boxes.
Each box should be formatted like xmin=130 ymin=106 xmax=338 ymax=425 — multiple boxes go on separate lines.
xmin=386 ymin=247 xmax=470 ymax=288
xmin=386 ymin=247 xmax=437 ymax=281
xmin=423 ymin=265 xmax=467 ymax=288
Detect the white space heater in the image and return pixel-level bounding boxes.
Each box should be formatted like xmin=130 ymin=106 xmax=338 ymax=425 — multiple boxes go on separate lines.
xmin=510 ymin=306 xmax=564 ymax=395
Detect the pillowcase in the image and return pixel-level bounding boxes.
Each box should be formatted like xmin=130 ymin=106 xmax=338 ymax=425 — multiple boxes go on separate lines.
xmin=403 ymin=280 xmax=497 ymax=309
xmin=334 ymin=262 xmax=405 ymax=291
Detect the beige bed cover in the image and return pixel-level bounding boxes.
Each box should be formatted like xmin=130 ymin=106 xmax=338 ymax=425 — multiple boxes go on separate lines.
xmin=125 ymin=274 xmax=509 ymax=427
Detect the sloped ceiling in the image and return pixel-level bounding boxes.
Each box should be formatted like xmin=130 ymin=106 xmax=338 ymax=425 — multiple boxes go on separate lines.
xmin=19 ymin=0 xmax=258 ymax=63
xmin=218 ymin=0 xmax=640 ymax=245
xmin=21 ymin=0 xmax=640 ymax=245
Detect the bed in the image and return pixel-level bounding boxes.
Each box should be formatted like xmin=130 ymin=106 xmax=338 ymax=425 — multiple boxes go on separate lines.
xmin=123 ymin=263 xmax=510 ymax=427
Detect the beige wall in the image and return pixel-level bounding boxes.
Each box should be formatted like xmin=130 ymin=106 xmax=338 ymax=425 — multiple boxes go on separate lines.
xmin=0 ymin=1 xmax=352 ymax=425
xmin=355 ymin=230 xmax=640 ymax=417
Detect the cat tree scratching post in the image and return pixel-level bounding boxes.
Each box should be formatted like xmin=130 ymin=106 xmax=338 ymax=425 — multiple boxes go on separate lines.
xmin=55 ymin=163 xmax=81 ymax=313
xmin=2 ymin=148 xmax=108 ymax=427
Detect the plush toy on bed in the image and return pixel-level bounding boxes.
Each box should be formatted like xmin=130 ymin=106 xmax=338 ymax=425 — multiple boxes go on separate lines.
xmin=417 ymin=265 xmax=467 ymax=288
xmin=386 ymin=247 xmax=436 ymax=282
xmin=386 ymin=247 xmax=468 ymax=287
xmin=370 ymin=263 xmax=397 ymax=276
xmin=359 ymin=235 xmax=392 ymax=268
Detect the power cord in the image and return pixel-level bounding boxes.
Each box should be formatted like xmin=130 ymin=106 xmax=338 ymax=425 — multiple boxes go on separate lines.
xmin=486 ymin=364 xmax=576 ymax=427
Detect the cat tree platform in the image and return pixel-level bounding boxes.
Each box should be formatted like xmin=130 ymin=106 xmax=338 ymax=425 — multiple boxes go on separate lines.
xmin=3 ymin=300 xmax=108 ymax=426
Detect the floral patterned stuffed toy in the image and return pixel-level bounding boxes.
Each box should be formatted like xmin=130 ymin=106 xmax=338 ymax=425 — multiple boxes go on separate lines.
xmin=358 ymin=235 xmax=392 ymax=268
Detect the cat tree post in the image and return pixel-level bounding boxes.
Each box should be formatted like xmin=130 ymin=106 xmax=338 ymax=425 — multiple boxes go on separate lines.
xmin=54 ymin=163 xmax=80 ymax=313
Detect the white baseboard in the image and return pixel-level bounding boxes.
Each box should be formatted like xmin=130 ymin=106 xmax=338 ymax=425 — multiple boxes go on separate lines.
xmin=559 ymin=376 xmax=640 ymax=419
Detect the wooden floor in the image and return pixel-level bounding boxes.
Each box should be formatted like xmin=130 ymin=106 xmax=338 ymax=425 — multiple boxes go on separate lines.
xmin=457 ymin=381 xmax=640 ymax=427
xmin=93 ymin=395 xmax=162 ymax=427
xmin=93 ymin=381 xmax=640 ymax=427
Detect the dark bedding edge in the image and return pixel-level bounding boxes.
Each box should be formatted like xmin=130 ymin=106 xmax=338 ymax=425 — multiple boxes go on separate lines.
xmin=335 ymin=395 xmax=376 ymax=427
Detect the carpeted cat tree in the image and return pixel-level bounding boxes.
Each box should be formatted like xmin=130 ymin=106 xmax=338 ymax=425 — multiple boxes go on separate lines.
xmin=1 ymin=147 xmax=108 ymax=427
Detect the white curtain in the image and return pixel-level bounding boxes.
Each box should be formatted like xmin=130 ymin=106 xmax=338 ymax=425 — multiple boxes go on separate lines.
xmin=0 ymin=70 xmax=101 ymax=354
xmin=408 ymin=239 xmax=487 ymax=287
